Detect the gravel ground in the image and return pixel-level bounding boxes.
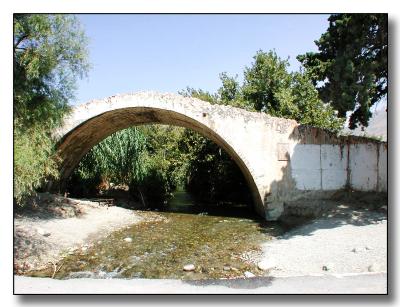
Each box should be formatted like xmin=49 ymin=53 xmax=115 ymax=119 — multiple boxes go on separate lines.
xmin=260 ymin=205 xmax=387 ymax=277
xmin=14 ymin=194 xmax=142 ymax=273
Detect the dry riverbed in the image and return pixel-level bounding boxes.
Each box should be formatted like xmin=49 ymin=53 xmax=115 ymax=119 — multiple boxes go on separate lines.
xmin=14 ymin=193 xmax=387 ymax=282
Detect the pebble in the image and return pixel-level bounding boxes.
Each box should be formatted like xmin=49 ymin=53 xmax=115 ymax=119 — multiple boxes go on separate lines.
xmin=258 ymin=259 xmax=276 ymax=271
xmin=124 ymin=237 xmax=133 ymax=243
xmin=36 ymin=227 xmax=51 ymax=237
xmin=183 ymin=264 xmax=195 ymax=271
xmin=244 ymin=271 xmax=255 ymax=278
xmin=368 ymin=264 xmax=378 ymax=272
xmin=322 ymin=263 xmax=334 ymax=271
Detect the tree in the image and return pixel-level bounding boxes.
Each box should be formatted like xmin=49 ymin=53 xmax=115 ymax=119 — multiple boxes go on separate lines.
xmin=13 ymin=14 xmax=90 ymax=203
xmin=14 ymin=14 xmax=90 ymax=128
xmin=297 ymin=14 xmax=388 ymax=129
xmin=241 ymin=50 xmax=343 ymax=131
xmin=242 ymin=50 xmax=294 ymax=115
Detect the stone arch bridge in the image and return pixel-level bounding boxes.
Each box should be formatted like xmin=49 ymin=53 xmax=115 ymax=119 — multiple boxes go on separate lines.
xmin=54 ymin=92 xmax=387 ymax=220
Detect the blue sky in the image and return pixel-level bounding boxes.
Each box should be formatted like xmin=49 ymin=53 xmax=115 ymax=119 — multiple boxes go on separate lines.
xmin=73 ymin=14 xmax=330 ymax=105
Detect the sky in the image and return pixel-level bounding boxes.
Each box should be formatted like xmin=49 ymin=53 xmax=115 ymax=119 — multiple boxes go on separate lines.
xmin=73 ymin=14 xmax=330 ymax=105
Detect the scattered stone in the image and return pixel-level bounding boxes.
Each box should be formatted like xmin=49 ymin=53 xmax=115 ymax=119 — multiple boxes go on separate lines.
xmin=365 ymin=246 xmax=372 ymax=251
xmin=231 ymin=267 xmax=239 ymax=272
xmin=123 ymin=237 xmax=133 ymax=243
xmin=258 ymin=259 xmax=276 ymax=271
xmin=183 ymin=264 xmax=195 ymax=271
xmin=351 ymin=247 xmax=362 ymax=253
xmin=244 ymin=271 xmax=255 ymax=278
xmin=223 ymin=266 xmax=231 ymax=271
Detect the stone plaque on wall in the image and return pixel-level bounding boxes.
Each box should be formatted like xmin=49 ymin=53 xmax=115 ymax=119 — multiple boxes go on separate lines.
xmin=277 ymin=143 xmax=290 ymax=161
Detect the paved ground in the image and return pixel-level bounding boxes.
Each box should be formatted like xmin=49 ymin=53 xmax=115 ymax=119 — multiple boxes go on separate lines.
xmin=14 ymin=273 xmax=387 ymax=294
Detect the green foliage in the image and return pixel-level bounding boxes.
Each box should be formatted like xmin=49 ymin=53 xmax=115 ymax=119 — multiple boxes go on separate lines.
xmin=242 ymin=50 xmax=294 ymax=115
xmin=13 ymin=14 xmax=90 ymax=205
xmin=179 ymin=87 xmax=218 ymax=104
xmin=179 ymin=129 xmax=252 ymax=205
xmin=70 ymin=128 xmax=148 ymax=193
xmin=14 ymin=14 xmax=90 ymax=129
xmin=14 ymin=122 xmax=60 ymax=204
xmin=297 ymin=14 xmax=387 ymax=129
xmin=240 ymin=50 xmax=344 ymax=131
xmin=70 ymin=126 xmax=188 ymax=208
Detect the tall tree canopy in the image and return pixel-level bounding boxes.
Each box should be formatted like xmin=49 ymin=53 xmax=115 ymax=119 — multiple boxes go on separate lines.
xmin=231 ymin=50 xmax=344 ymax=132
xmin=14 ymin=14 xmax=90 ymax=204
xmin=297 ymin=14 xmax=388 ymax=129
xmin=14 ymin=14 xmax=90 ymax=128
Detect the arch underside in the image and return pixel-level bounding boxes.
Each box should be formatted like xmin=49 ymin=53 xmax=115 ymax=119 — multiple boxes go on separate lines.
xmin=56 ymin=107 xmax=264 ymax=215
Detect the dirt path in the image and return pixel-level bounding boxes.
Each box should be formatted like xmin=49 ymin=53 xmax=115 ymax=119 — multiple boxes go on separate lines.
xmin=14 ymin=193 xmax=142 ymax=273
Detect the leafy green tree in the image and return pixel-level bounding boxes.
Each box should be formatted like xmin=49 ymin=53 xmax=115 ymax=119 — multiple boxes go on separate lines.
xmin=242 ymin=50 xmax=294 ymax=115
xmin=14 ymin=14 xmax=89 ymax=128
xmin=13 ymin=14 xmax=90 ymax=203
xmin=14 ymin=122 xmax=60 ymax=204
xmin=297 ymin=14 xmax=387 ymax=129
xmin=241 ymin=50 xmax=343 ymax=131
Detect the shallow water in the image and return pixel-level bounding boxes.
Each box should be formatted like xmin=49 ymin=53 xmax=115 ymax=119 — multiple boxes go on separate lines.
xmin=28 ymin=191 xmax=290 ymax=280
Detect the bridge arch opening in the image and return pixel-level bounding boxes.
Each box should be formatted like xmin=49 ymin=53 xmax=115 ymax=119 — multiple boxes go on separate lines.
xmin=56 ymin=107 xmax=263 ymax=215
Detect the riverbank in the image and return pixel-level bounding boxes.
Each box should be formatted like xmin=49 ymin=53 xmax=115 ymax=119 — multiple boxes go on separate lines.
xmin=260 ymin=203 xmax=387 ymax=277
xmin=14 ymin=193 xmax=143 ymax=274
xmin=14 ymin=193 xmax=387 ymax=293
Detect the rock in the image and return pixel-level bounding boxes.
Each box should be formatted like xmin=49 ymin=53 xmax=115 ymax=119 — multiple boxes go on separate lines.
xmin=365 ymin=246 xmax=372 ymax=251
xmin=123 ymin=237 xmax=133 ymax=243
xmin=368 ymin=264 xmax=378 ymax=272
xmin=351 ymin=247 xmax=362 ymax=253
xmin=231 ymin=267 xmax=239 ymax=272
xmin=183 ymin=264 xmax=195 ymax=271
xmin=322 ymin=263 xmax=334 ymax=271
xmin=258 ymin=259 xmax=276 ymax=271
xmin=36 ymin=227 xmax=51 ymax=237
xmin=244 ymin=271 xmax=255 ymax=278
xmin=223 ymin=266 xmax=231 ymax=271
xmin=69 ymin=271 xmax=94 ymax=279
